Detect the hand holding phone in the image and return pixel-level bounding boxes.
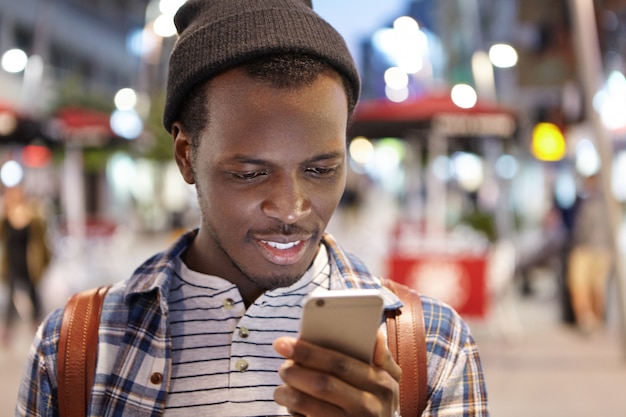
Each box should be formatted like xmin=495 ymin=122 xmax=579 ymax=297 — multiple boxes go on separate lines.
xmin=299 ymin=289 xmax=384 ymax=364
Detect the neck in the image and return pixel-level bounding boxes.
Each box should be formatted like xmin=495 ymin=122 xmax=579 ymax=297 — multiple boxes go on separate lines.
xmin=181 ymin=234 xmax=265 ymax=308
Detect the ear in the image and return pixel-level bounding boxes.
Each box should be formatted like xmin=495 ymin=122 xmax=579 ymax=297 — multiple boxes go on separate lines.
xmin=172 ymin=122 xmax=195 ymax=184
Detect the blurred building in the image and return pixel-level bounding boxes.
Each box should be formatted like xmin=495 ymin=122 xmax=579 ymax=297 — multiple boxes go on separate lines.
xmin=349 ymin=0 xmax=626 ymax=319
xmin=0 ymin=0 xmax=192 ymax=235
xmin=360 ymin=0 xmax=520 ymax=100
xmin=0 ymin=0 xmax=624 ymax=239
xmin=0 ymin=0 xmax=149 ymax=114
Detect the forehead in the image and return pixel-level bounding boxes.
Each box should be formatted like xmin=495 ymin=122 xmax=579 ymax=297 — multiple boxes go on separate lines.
xmin=199 ymin=67 xmax=349 ymax=157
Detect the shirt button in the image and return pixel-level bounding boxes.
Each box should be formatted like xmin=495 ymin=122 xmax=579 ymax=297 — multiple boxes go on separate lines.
xmin=238 ymin=327 xmax=250 ymax=338
xmin=223 ymin=298 xmax=235 ymax=309
xmin=150 ymin=372 xmax=163 ymax=385
xmin=235 ymin=360 xmax=249 ymax=372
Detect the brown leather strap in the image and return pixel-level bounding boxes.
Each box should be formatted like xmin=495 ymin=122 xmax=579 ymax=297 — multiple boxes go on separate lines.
xmin=57 ymin=285 xmax=110 ymax=417
xmin=384 ymin=278 xmax=428 ymax=416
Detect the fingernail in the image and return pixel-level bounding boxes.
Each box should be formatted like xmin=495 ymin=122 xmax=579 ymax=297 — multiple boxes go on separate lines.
xmin=274 ymin=388 xmax=286 ymax=402
xmin=273 ymin=338 xmax=294 ymax=358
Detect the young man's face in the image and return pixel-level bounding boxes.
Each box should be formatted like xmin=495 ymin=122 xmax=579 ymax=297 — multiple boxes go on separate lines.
xmin=174 ymin=67 xmax=349 ymax=294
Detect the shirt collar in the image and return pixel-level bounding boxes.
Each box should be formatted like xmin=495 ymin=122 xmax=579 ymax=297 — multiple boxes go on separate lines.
xmin=122 ymin=229 xmax=403 ymax=313
xmin=322 ymin=233 xmax=402 ymax=310
xmin=123 ymin=229 xmax=197 ymax=313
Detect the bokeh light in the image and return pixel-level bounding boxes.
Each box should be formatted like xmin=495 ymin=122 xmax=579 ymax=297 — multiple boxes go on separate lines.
xmin=384 ymin=67 xmax=409 ymax=90
xmin=1 ymin=48 xmax=28 ymax=73
xmin=488 ymin=43 xmax=518 ymax=68
xmin=114 ymin=88 xmax=138 ymax=111
xmin=495 ymin=154 xmax=519 ymax=180
xmin=575 ymin=138 xmax=601 ymax=177
xmin=451 ymin=84 xmax=477 ymax=109
xmin=531 ymin=122 xmax=566 ymax=161
xmin=0 ymin=160 xmax=24 ymax=187
xmin=110 ymin=109 xmax=143 ymax=140
xmin=452 ymin=152 xmax=484 ymax=192
xmin=349 ymin=137 xmax=375 ymax=165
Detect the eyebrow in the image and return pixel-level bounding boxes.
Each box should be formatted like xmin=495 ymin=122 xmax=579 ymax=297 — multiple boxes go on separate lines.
xmin=307 ymin=151 xmax=345 ymax=163
xmin=228 ymin=151 xmax=345 ymax=166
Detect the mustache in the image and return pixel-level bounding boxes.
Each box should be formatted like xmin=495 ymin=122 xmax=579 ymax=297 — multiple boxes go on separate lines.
xmin=255 ymin=222 xmax=314 ymax=236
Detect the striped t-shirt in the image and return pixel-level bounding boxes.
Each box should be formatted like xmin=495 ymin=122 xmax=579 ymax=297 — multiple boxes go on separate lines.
xmin=164 ymin=245 xmax=332 ymax=416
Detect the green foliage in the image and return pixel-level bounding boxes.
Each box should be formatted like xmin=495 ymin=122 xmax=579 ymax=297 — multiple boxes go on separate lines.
xmin=46 ymin=74 xmax=174 ymax=164
xmin=141 ymin=91 xmax=173 ymax=161
xmin=50 ymin=75 xmax=114 ymax=114
xmin=459 ymin=211 xmax=496 ymax=242
xmin=83 ymin=147 xmax=112 ymax=172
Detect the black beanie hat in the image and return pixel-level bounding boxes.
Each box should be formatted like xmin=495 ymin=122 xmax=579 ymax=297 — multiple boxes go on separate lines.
xmin=163 ymin=0 xmax=361 ymax=132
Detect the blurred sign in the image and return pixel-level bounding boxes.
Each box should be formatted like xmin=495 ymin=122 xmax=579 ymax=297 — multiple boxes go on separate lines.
xmin=432 ymin=113 xmax=516 ymax=137
xmin=48 ymin=107 xmax=117 ymax=147
xmin=388 ymin=254 xmax=487 ymax=317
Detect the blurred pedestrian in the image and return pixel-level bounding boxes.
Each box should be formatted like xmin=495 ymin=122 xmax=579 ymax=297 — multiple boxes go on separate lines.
xmin=0 ymin=184 xmax=51 ymax=345
xmin=16 ymin=0 xmax=488 ymax=415
xmin=567 ymin=174 xmax=613 ymax=334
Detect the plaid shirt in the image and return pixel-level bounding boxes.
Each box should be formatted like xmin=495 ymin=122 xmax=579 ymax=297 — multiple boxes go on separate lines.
xmin=16 ymin=230 xmax=489 ymax=416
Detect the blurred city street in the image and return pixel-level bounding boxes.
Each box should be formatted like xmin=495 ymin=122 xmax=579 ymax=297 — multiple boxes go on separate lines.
xmin=0 ymin=202 xmax=625 ymax=416
xmin=1 ymin=0 xmax=626 ymax=415
xmin=472 ymin=290 xmax=626 ymax=416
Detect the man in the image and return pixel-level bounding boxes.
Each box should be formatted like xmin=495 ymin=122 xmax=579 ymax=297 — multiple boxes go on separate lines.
xmin=567 ymin=174 xmax=613 ymax=334
xmin=16 ymin=0 xmax=489 ymax=416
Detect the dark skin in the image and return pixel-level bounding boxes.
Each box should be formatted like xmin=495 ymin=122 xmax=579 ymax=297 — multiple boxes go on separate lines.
xmin=173 ymin=67 xmax=347 ymax=305
xmin=172 ymin=66 xmax=401 ymax=416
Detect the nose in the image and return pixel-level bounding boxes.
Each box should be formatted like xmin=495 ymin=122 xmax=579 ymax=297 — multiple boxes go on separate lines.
xmin=261 ymin=175 xmax=311 ymax=224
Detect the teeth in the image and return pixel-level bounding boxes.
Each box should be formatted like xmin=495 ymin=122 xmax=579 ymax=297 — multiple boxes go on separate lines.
xmin=262 ymin=240 xmax=300 ymax=250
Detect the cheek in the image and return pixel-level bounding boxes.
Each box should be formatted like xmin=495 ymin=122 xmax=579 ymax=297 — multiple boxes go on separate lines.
xmin=199 ymin=181 xmax=258 ymax=223
xmin=314 ymin=182 xmax=345 ymax=218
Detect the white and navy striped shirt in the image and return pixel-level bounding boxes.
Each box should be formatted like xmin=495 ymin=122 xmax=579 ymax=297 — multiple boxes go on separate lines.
xmin=18 ymin=231 xmax=489 ymax=416
xmin=165 ymin=245 xmax=332 ymax=416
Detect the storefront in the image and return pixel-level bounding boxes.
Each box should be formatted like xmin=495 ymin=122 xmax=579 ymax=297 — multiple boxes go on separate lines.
xmin=349 ymin=91 xmax=517 ymax=317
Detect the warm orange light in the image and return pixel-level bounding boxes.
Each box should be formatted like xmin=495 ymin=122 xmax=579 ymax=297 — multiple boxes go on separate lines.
xmin=531 ymin=122 xmax=566 ymax=161
xmin=22 ymin=144 xmax=52 ymax=168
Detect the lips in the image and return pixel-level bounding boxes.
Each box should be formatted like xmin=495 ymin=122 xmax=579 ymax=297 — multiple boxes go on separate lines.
xmin=257 ymin=238 xmax=309 ymax=265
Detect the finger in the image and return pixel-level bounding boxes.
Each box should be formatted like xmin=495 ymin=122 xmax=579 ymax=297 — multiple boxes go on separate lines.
xmin=285 ymin=331 xmax=398 ymax=392
xmin=274 ymin=336 xmax=297 ymax=359
xmin=274 ymin=384 xmax=344 ymax=417
xmin=372 ymin=332 xmax=401 ymax=417
xmin=287 ymin=337 xmax=373 ymax=387
xmin=277 ymin=354 xmax=392 ymax=416
xmin=274 ymin=334 xmax=399 ymax=416
xmin=275 ymin=339 xmax=366 ymax=415
xmin=372 ymin=331 xmax=402 ymax=383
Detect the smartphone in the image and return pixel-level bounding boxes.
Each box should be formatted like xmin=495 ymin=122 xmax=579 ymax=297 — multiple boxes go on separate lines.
xmin=299 ymin=289 xmax=385 ymax=364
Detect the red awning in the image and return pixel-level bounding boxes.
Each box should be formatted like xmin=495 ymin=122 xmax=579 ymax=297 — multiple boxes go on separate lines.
xmin=52 ymin=107 xmax=116 ymax=146
xmin=349 ymin=92 xmax=517 ymax=139
xmin=55 ymin=107 xmax=113 ymax=133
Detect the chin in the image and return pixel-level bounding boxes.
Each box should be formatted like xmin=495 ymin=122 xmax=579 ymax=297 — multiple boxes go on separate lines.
xmin=243 ymin=260 xmax=311 ymax=290
xmin=251 ymin=273 xmax=303 ymax=291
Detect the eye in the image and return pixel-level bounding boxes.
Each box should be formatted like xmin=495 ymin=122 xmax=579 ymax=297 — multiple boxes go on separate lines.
xmin=305 ymin=166 xmax=337 ymax=176
xmin=231 ymin=170 xmax=267 ymax=180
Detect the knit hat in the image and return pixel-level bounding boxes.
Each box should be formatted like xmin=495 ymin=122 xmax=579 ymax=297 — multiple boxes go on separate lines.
xmin=163 ymin=0 xmax=361 ymax=132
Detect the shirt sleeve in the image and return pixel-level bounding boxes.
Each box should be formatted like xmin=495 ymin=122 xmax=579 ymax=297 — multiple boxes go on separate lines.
xmin=15 ymin=308 xmax=63 ymax=417
xmin=421 ymin=296 xmax=489 ymax=416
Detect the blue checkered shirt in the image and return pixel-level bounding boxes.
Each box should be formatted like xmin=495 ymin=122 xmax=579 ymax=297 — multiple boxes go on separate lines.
xmin=15 ymin=230 xmax=488 ymax=416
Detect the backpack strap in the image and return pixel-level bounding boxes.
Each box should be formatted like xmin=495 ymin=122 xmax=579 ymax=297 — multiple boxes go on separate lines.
xmin=57 ymin=285 xmax=110 ymax=417
xmin=383 ymin=278 xmax=428 ymax=416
